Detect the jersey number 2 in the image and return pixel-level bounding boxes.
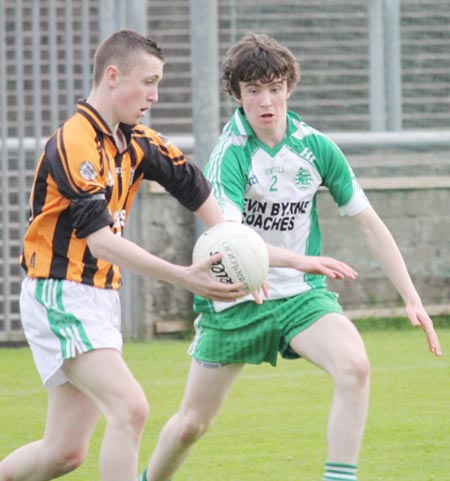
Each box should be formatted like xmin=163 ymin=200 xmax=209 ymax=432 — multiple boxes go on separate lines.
xmin=270 ymin=175 xmax=278 ymax=192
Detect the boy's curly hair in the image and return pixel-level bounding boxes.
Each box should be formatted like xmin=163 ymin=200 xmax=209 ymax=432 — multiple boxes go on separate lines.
xmin=222 ymin=32 xmax=301 ymax=99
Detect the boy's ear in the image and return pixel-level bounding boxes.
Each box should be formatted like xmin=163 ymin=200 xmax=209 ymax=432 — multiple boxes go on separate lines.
xmin=105 ymin=65 xmax=121 ymax=86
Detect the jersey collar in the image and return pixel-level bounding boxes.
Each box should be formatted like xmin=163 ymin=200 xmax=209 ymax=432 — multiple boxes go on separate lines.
xmin=76 ymin=100 xmax=113 ymax=136
xmin=231 ymin=107 xmax=255 ymax=137
xmin=75 ymin=100 xmax=137 ymax=145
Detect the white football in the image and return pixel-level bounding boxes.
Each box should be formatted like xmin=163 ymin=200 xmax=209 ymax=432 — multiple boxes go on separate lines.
xmin=192 ymin=222 xmax=269 ymax=293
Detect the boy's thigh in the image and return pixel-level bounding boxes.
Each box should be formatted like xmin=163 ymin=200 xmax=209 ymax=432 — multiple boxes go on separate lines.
xmin=277 ymin=289 xmax=345 ymax=360
xmin=289 ymin=311 xmax=368 ymax=372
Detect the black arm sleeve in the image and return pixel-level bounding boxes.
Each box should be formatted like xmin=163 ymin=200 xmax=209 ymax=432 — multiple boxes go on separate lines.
xmin=136 ymin=135 xmax=212 ymax=212
xmin=71 ymin=193 xmax=113 ymax=238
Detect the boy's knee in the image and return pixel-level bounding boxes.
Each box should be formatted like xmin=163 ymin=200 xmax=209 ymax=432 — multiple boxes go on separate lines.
xmin=127 ymin=393 xmax=150 ymax=433
xmin=177 ymin=415 xmax=212 ymax=444
xmin=343 ymin=354 xmax=371 ymax=387
xmin=103 ymin=388 xmax=149 ymax=440
xmin=50 ymin=444 xmax=87 ymax=475
xmin=356 ymin=354 xmax=371 ymax=380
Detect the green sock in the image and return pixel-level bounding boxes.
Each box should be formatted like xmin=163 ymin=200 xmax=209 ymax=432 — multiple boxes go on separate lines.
xmin=322 ymin=462 xmax=357 ymax=481
xmin=137 ymin=468 xmax=147 ymax=481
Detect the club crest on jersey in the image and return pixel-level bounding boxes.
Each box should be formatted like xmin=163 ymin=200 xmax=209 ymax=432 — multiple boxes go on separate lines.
xmin=295 ymin=167 xmax=312 ymax=190
xmin=248 ymin=174 xmax=258 ymax=186
xmin=79 ymin=161 xmax=97 ymax=181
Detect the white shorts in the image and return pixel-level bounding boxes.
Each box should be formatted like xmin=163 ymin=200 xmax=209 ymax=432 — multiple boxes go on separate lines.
xmin=20 ymin=277 xmax=123 ymax=388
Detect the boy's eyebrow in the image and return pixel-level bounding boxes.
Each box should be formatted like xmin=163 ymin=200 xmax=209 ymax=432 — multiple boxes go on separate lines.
xmin=145 ymin=74 xmax=162 ymax=81
xmin=243 ymin=79 xmax=285 ymax=87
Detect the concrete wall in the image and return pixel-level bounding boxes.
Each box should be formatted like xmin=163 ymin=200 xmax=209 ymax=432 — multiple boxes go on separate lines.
xmin=319 ymin=179 xmax=450 ymax=312
xmin=138 ymin=185 xmax=198 ymax=337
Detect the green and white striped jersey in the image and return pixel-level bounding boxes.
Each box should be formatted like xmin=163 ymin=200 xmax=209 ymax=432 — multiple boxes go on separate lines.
xmin=194 ymin=107 xmax=369 ymax=313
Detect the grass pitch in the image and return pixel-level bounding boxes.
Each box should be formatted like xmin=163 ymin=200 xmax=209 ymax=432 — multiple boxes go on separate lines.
xmin=1 ymin=322 xmax=449 ymax=481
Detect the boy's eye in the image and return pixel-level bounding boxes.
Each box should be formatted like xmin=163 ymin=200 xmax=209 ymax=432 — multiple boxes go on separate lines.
xmin=145 ymin=77 xmax=160 ymax=86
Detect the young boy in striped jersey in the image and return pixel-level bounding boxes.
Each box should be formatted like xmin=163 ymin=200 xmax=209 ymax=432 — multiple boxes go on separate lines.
xmin=0 ymin=29 xmax=252 ymax=481
xmin=139 ymin=32 xmax=441 ymax=481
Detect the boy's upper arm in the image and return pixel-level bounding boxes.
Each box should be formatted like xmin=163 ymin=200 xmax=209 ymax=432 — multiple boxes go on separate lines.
xmin=314 ymin=136 xmax=369 ymax=216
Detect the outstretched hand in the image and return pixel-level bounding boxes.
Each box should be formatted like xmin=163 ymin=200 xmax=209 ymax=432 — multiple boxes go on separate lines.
xmin=405 ymin=304 xmax=442 ymax=356
xmin=293 ymin=255 xmax=358 ymax=280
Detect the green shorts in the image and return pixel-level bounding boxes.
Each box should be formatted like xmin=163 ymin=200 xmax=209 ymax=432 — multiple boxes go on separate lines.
xmin=188 ymin=289 xmax=343 ymax=366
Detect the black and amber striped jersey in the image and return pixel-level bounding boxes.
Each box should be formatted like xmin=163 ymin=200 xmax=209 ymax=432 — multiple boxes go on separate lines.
xmin=21 ymin=100 xmax=211 ymax=289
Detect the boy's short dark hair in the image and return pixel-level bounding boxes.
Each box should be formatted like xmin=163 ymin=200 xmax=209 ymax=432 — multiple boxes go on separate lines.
xmin=93 ymin=29 xmax=164 ymax=86
xmin=222 ymin=32 xmax=301 ymax=99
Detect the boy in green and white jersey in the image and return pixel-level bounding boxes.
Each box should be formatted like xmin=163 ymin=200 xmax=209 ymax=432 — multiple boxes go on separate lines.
xmin=140 ymin=33 xmax=441 ymax=481
xmin=195 ymin=107 xmax=368 ymax=314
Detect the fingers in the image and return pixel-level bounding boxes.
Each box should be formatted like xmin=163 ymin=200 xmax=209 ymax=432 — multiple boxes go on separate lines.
xmin=250 ymin=281 xmax=269 ymax=305
xmin=420 ymin=319 xmax=442 ymax=357
xmin=422 ymin=324 xmax=442 ymax=357
xmin=187 ymin=256 xmax=247 ymax=301
xmin=200 ymin=278 xmax=246 ymax=302
xmin=251 ymin=290 xmax=263 ymax=305
xmin=318 ymin=258 xmax=358 ymax=280
xmin=426 ymin=330 xmax=442 ymax=357
xmin=202 ymin=285 xmax=246 ymax=302
xmin=333 ymin=261 xmax=358 ymax=279
xmin=205 ymin=252 xmax=223 ymax=267
xmin=407 ymin=309 xmax=442 ymax=356
xmin=197 ymin=253 xmax=270 ymax=303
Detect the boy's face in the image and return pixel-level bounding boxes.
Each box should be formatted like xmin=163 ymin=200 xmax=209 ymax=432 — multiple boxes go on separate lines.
xmin=110 ymin=51 xmax=164 ymax=126
xmin=238 ymin=78 xmax=290 ymax=143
